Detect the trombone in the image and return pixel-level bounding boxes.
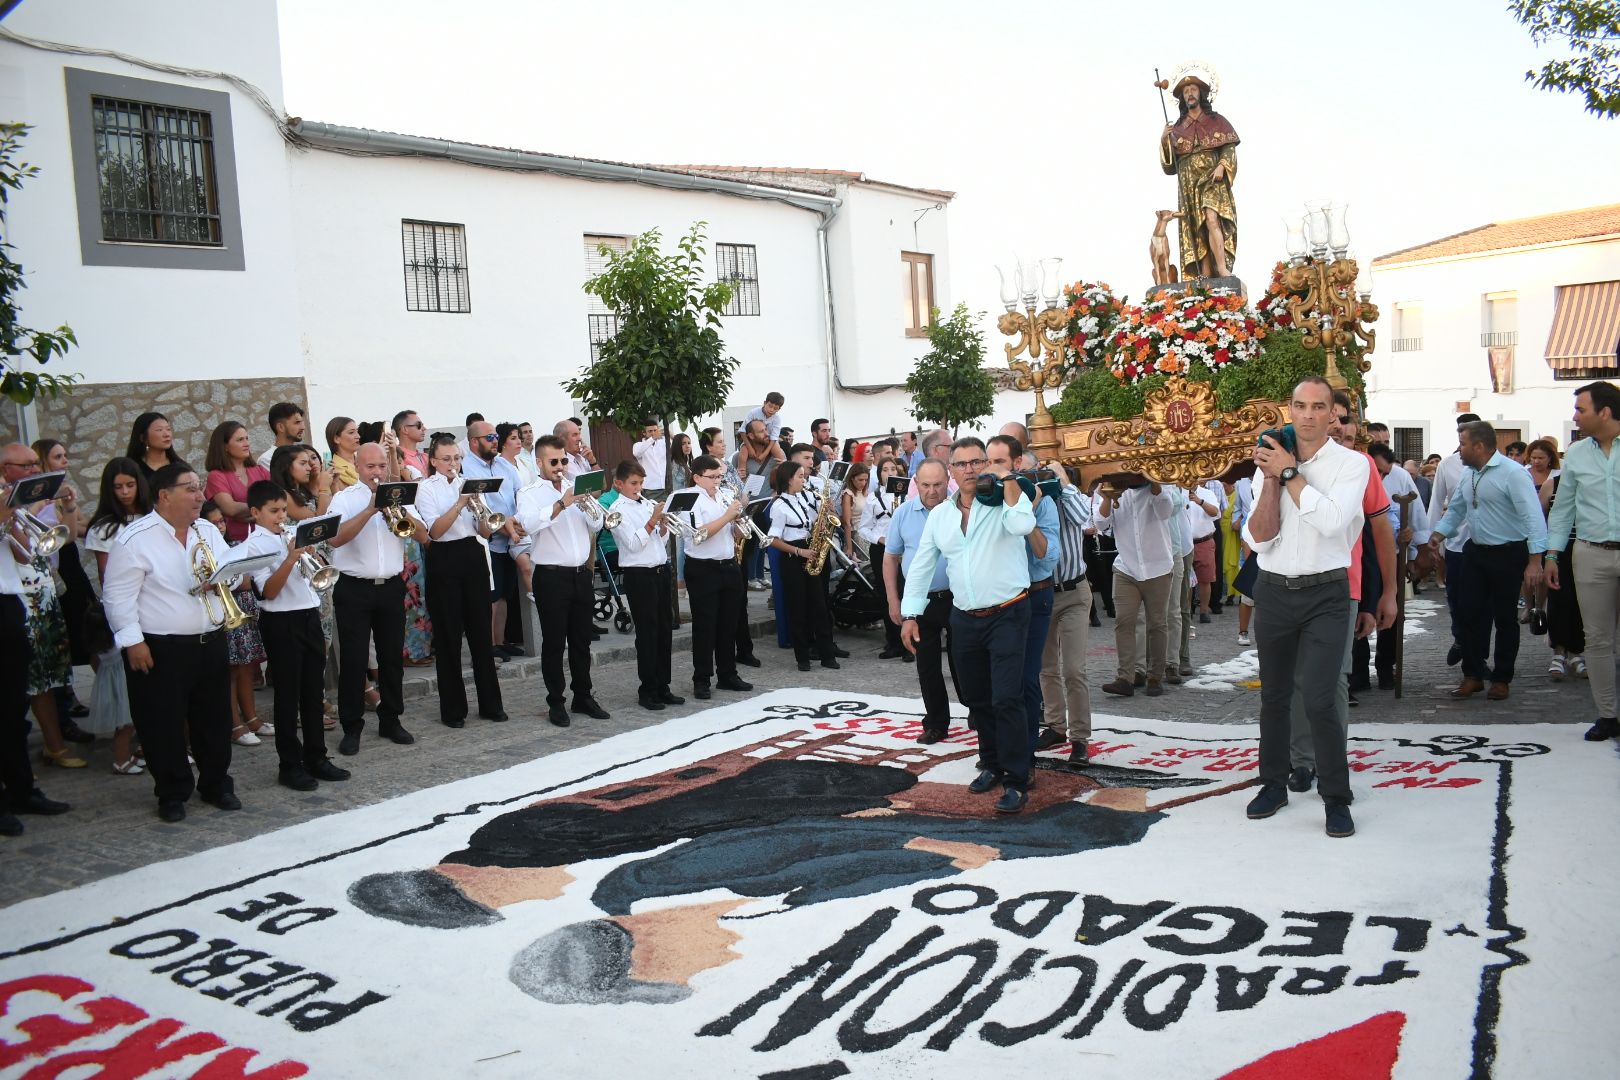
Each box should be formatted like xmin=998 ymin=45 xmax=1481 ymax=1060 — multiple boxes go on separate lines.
xmin=191 ymin=541 xmax=249 ymax=630
xmin=286 ymin=532 xmax=339 ymax=593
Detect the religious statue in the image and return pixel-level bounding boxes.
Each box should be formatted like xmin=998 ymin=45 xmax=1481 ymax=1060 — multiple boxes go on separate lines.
xmin=1156 ymin=63 xmax=1238 ymax=281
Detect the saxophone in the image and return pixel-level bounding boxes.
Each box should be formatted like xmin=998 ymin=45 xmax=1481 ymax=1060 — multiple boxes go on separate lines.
xmin=804 ymin=488 xmax=840 ymax=577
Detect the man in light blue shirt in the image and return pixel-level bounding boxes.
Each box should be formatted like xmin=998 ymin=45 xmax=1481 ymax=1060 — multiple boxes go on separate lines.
xmin=989 ymin=434 xmax=1059 ymax=758
xmin=462 ymin=421 xmax=524 ymax=655
xmin=901 ymin=438 xmax=1037 ymax=812
xmin=1543 ymin=381 xmax=1620 ymax=740
xmin=1428 ymin=421 xmax=1546 ymax=700
xmin=884 ymin=460 xmax=956 ymax=741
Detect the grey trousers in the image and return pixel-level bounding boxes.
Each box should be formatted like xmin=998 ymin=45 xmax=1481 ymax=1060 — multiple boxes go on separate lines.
xmin=1288 ymin=601 xmax=1358 ymax=770
xmin=1254 ymin=572 xmax=1354 ymax=804
xmin=1041 ymin=582 xmax=1094 ymax=741
xmin=1115 ymin=570 xmax=1171 ymax=681
xmin=1134 ymin=554 xmax=1189 ymax=678
xmin=1573 ymin=542 xmax=1620 ymax=720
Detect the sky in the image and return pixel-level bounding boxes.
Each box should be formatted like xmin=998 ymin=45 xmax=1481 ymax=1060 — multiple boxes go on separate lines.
xmin=277 ymin=0 xmax=1620 ymax=329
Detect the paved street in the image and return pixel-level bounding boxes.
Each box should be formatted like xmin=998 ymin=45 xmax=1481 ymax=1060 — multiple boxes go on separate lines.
xmin=4 ymin=584 xmax=1603 ymax=907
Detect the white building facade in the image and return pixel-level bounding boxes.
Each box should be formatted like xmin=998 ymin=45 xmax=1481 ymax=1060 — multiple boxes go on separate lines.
xmin=1368 ymin=205 xmax=1620 ymax=462
xmin=1 ymin=0 xmax=959 ymax=491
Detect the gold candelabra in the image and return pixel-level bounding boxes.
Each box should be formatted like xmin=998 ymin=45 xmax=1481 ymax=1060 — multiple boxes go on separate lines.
xmin=1283 ymin=203 xmax=1379 ymax=394
xmin=997 ymin=258 xmax=1070 ymax=428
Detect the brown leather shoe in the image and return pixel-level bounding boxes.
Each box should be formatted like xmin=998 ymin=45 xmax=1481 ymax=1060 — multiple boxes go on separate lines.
xmin=1101 ymin=678 xmax=1135 ymax=697
xmin=1449 ymin=677 xmax=1485 ymax=700
xmin=1486 ymin=682 xmax=1510 ymax=701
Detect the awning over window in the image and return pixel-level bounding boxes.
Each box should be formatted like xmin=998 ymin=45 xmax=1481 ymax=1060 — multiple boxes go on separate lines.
xmin=1545 ymin=281 xmax=1620 ymax=371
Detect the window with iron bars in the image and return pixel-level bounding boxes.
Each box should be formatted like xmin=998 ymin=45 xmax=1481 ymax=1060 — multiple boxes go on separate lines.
xmin=584 ymin=234 xmax=630 ymax=361
xmin=91 ymin=95 xmax=222 ymax=245
xmin=588 ymin=314 xmax=620 ymax=364
xmin=401 ymin=221 xmax=471 ymax=313
xmin=1393 ymin=427 xmax=1425 ymax=464
xmin=716 ymin=243 xmax=761 ymax=316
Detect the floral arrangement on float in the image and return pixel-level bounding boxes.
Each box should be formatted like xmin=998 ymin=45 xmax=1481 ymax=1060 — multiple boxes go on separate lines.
xmin=1061 ymin=281 xmax=1127 ymax=369
xmin=1107 ymin=288 xmax=1265 ymax=385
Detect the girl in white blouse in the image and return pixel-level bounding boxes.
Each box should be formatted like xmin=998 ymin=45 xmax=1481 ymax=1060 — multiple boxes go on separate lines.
xmin=82 ymin=457 xmax=150 ymax=774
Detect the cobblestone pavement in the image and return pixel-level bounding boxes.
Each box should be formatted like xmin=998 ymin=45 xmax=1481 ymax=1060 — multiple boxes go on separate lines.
xmin=5 ymin=585 xmax=1605 ymax=907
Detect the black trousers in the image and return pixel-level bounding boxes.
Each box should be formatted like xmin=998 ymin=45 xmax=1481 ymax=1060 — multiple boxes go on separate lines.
xmin=779 ymin=551 xmax=835 ymax=664
xmin=124 ymin=632 xmax=234 ymax=806
xmin=623 ymin=565 xmax=674 ymax=697
xmin=1459 ymin=540 xmax=1529 ymax=683
xmin=734 ymin=550 xmax=756 ymax=662
xmin=907 ymin=583 xmax=959 ymax=734
xmin=950 ymin=597 xmax=1032 ymax=788
xmin=533 ymin=564 xmax=594 ymax=706
xmin=1255 ymin=573 xmax=1353 ymax=804
xmin=0 ymin=595 xmax=35 ymax=809
xmin=871 ymin=542 xmax=901 ymax=650
xmin=490 ymin=549 xmax=522 ymax=646
xmin=427 ymin=537 xmax=503 ymax=721
xmin=686 ymin=556 xmax=742 ymax=683
xmin=259 ymin=607 xmax=328 ymax=770
xmin=1085 ymin=536 xmax=1116 ymax=617
xmin=335 ymin=574 xmax=407 ymax=735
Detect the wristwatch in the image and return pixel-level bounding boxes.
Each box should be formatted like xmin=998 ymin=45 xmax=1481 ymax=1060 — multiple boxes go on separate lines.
xmin=1279 ymin=466 xmax=1299 ymax=483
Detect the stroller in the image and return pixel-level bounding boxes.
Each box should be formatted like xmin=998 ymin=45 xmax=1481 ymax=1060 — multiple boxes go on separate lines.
xmin=592 ymin=532 xmax=634 ymax=634
xmin=829 ymin=554 xmax=885 ymax=631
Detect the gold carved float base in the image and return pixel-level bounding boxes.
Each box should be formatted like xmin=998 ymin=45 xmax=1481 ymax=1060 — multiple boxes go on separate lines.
xmin=1029 ymin=377 xmax=1287 ymax=489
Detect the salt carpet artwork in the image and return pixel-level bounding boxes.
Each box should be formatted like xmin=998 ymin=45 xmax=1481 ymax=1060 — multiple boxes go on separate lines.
xmin=0 ymin=691 xmax=1612 ymax=1078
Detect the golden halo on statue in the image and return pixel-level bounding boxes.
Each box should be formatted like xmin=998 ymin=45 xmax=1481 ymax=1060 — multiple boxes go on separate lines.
xmin=1168 ymin=60 xmax=1221 ymax=103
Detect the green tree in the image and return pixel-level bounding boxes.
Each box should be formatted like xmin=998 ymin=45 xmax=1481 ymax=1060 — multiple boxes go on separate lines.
xmin=564 ymin=222 xmax=737 ymax=492
xmin=0 ymin=123 xmax=78 ymax=404
xmin=906 ymin=303 xmax=995 ymax=435
xmin=1510 ymin=0 xmax=1620 ymax=117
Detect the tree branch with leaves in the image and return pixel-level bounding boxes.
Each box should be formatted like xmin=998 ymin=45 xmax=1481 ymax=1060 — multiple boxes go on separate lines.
xmin=1511 ymin=0 xmax=1620 ymax=118
xmin=0 ymin=123 xmax=79 ymax=404
xmin=905 ymin=303 xmax=995 ymax=436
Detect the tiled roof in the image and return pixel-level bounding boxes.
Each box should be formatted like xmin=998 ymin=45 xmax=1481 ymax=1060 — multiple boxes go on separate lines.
xmin=649 ymin=165 xmax=956 ymax=201
xmin=1374 ymin=204 xmax=1620 ymax=266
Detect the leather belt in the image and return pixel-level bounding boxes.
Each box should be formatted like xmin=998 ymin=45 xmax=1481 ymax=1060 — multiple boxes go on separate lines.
xmin=1054 ymin=577 xmax=1086 ymax=592
xmin=534 ymin=563 xmax=592 ymax=574
xmin=1194 ymin=535 xmax=1215 ymax=544
xmin=1258 ymin=568 xmax=1347 ymax=590
xmin=621 ymin=565 xmax=669 ymax=574
xmin=686 ymin=556 xmax=734 ymax=565
xmin=927 ymin=588 xmax=953 ymax=601
xmin=340 ymin=573 xmax=392 ymax=586
xmin=1579 ymin=539 xmax=1620 ymax=550
xmin=1031 ymin=577 xmax=1054 ymax=592
xmin=958 ymin=591 xmax=1028 ymax=617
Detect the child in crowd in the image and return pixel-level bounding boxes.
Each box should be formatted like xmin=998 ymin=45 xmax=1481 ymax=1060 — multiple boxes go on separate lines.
xmin=238 ymin=480 xmax=352 ymax=791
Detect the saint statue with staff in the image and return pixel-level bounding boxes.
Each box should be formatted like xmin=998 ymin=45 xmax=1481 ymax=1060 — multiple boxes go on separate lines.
xmin=1157 ymin=62 xmax=1238 ymax=280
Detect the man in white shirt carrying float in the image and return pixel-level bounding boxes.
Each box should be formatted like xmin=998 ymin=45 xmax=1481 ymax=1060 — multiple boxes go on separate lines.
xmin=1242 ymin=376 xmax=1369 ymax=839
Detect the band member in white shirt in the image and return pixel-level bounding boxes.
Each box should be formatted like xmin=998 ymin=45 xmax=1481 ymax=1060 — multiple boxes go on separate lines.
xmin=412 ymin=433 xmax=507 ymax=728
xmin=767 ymin=461 xmax=839 ymax=672
xmin=238 ymin=480 xmax=351 ymax=790
xmin=860 ymin=458 xmax=905 ymax=658
xmin=633 ymin=421 xmax=669 ymax=497
xmin=517 ymin=434 xmax=609 ymax=727
xmin=328 ymin=443 xmax=425 ymax=757
xmin=103 ymin=463 xmax=242 ymax=822
xmin=681 ymin=455 xmax=753 ymax=699
xmin=609 ymin=460 xmax=683 ymax=710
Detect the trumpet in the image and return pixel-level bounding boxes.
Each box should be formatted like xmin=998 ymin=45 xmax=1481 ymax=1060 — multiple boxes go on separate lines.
xmin=451 ymin=473 xmax=506 ymax=531
xmin=8 ymin=507 xmax=70 ymax=559
xmin=382 ymin=503 xmax=417 ymax=538
xmin=719 ymin=480 xmax=771 ymax=557
xmin=191 ymin=541 xmax=249 ymax=630
xmin=576 ymin=492 xmax=621 ymax=531
xmin=664 ymin=514 xmax=710 ymax=544
xmin=286 ymin=533 xmax=339 ymax=593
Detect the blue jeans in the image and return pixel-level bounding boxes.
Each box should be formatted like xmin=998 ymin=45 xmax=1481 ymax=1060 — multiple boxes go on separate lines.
xmin=951 ymin=597 xmax=1033 ymax=788
xmin=1022 ymin=586 xmax=1054 ymax=751
xmin=767 ymin=547 xmax=792 ymax=648
xmin=1443 ymin=547 xmax=1464 ymax=644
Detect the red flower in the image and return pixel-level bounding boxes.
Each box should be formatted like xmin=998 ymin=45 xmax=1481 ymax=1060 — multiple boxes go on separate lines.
xmin=1215 ymin=348 xmax=1231 ymax=365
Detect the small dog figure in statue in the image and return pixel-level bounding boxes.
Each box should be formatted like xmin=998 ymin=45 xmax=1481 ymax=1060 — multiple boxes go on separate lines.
xmin=1150 ymin=209 xmax=1182 ymax=286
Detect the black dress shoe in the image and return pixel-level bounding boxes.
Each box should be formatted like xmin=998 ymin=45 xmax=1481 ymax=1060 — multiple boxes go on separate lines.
xmin=1089 ymin=612 xmax=1102 ymax=628
xmin=548 ymin=705 xmax=572 ymax=727
xmin=441 ymin=716 xmax=466 ymax=729
xmin=1585 ymin=717 xmax=1620 ymax=741
xmin=1287 ymin=766 xmax=1316 ymax=792
xmin=1325 ymin=802 xmax=1355 ymax=838
xmin=15 ymin=788 xmax=69 ymax=816
xmin=902 ymin=653 xmax=914 ymax=663
xmin=381 ymin=725 xmax=415 ymax=745
xmin=1067 ymin=746 xmax=1091 ymax=767
xmin=736 ymin=653 xmax=762 ymax=668
xmin=278 ymin=766 xmax=319 ymax=792
xmin=202 ymin=791 xmax=243 ymax=811
xmin=994 ymin=786 xmax=1029 ymax=814
xmin=968 ymin=769 xmax=999 ymax=794
xmin=659 ymin=691 xmax=685 ymax=705
xmin=68 ymin=701 xmax=90 ymax=719
xmin=717 ymin=675 xmax=753 ymax=692
xmin=820 ymin=658 xmax=841 ymax=670
xmin=832 ymin=646 xmax=851 ymax=658
xmin=158 ymin=802 xmax=186 ymax=823
xmin=1246 ymin=784 xmax=1288 ymax=819
xmin=693 ymin=683 xmax=711 ymax=700
xmin=797 ymin=660 xmax=812 ymax=672
xmin=479 ymin=711 xmax=510 ymax=723
xmin=0 ymin=812 xmax=22 ymax=837
xmin=878 ymin=647 xmax=906 ymax=660
xmin=309 ymin=759 xmax=352 ymax=781
xmin=1034 ymin=728 xmax=1066 ymax=751
xmin=638 ymin=696 xmax=666 ymax=711
xmin=338 ymin=733 xmax=360 ymax=756
xmin=917 ymin=729 xmax=945 ymax=745
xmin=572 ymin=698 xmax=611 ymax=720
xmin=1377 ymin=673 xmax=1396 ymax=690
